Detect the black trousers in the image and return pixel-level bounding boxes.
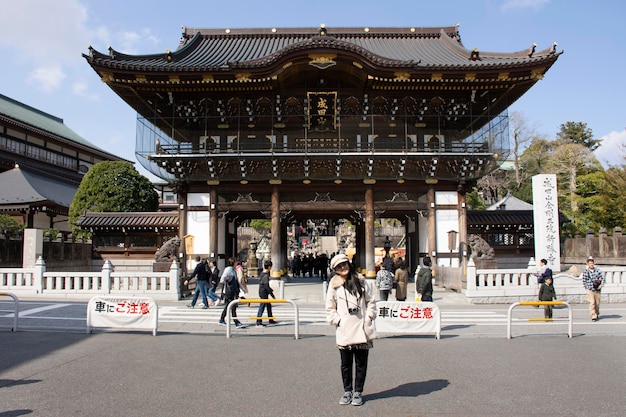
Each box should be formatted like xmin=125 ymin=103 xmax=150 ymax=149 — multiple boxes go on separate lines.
xmin=339 ymin=348 xmax=369 ymax=393
xmin=219 ymin=294 xmax=240 ymax=324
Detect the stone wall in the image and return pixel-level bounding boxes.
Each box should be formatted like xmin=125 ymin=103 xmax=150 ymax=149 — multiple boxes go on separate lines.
xmin=563 ymin=227 xmax=626 ymax=266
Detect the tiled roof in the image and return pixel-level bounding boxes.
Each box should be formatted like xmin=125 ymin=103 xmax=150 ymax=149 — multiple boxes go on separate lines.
xmin=0 ymin=94 xmax=120 ymax=159
xmin=0 ymin=166 xmax=76 ymax=211
xmin=487 ymin=194 xmax=534 ymax=211
xmin=75 ymin=211 xmax=179 ymax=231
xmin=86 ymin=25 xmax=560 ymax=72
xmin=468 ymin=210 xmax=534 ymax=226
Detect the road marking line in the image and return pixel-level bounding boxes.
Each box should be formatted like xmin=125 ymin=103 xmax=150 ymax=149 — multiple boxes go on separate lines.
xmin=1 ymin=303 xmax=71 ymax=318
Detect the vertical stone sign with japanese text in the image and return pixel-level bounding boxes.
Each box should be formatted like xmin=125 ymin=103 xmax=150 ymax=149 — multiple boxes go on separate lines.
xmin=22 ymin=228 xmax=43 ymax=268
xmin=532 ymin=174 xmax=561 ymax=271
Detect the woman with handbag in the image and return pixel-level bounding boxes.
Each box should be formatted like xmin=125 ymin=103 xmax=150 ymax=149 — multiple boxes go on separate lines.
xmin=325 ymin=253 xmax=377 ymax=407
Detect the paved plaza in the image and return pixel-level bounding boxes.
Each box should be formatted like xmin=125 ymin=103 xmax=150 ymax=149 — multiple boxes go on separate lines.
xmin=2 ymin=278 xmax=626 ymax=416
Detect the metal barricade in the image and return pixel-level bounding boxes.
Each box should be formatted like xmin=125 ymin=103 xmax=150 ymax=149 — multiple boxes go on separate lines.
xmin=507 ymin=301 xmax=572 ymax=339
xmin=0 ymin=292 xmax=19 ymax=331
xmin=225 ymin=298 xmax=299 ymax=339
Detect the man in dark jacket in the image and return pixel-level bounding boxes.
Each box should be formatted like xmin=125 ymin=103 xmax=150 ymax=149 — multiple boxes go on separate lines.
xmin=184 ymin=257 xmax=210 ymax=309
xmin=256 ymin=260 xmax=277 ymax=327
xmin=207 ymin=259 xmax=221 ymax=305
xmin=416 ymin=256 xmax=434 ymax=302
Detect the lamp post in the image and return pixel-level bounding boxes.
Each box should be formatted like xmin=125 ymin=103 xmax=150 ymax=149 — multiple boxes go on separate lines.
xmin=383 ymin=236 xmax=391 ymax=258
xmin=383 ymin=236 xmax=393 ymax=270
xmin=447 ymin=230 xmax=458 ymax=267
xmin=247 ymin=238 xmax=259 ymax=278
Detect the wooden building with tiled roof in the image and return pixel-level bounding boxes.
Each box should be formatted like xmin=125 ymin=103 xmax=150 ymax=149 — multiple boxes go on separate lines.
xmin=0 ymin=94 xmax=128 ymax=232
xmin=75 ymin=211 xmax=179 ymax=259
xmin=83 ymin=24 xmax=562 ymax=277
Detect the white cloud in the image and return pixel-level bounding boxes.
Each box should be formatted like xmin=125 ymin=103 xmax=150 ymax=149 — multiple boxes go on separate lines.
xmin=0 ymin=0 xmax=89 ymax=64
xmin=501 ymin=0 xmax=550 ymax=11
xmin=116 ymin=29 xmax=161 ymax=54
xmin=72 ymin=80 xmax=99 ymax=100
xmin=594 ymin=129 xmax=626 ymax=168
xmin=0 ymin=0 xmax=89 ymax=92
xmin=27 ymin=65 xmax=66 ymax=92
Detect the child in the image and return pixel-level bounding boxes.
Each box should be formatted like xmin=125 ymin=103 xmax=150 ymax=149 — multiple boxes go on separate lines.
xmin=256 ymin=260 xmax=277 ymax=327
xmin=538 ymin=276 xmax=557 ymax=319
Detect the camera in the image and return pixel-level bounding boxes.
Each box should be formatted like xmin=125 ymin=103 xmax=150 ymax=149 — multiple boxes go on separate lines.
xmin=348 ymin=307 xmax=360 ymax=315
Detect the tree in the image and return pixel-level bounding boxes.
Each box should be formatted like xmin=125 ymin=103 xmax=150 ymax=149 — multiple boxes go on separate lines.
xmin=556 ymin=121 xmax=602 ymax=151
xmin=465 ymin=189 xmax=486 ymax=210
xmin=547 ymin=143 xmax=600 ymax=214
xmin=250 ymin=219 xmax=271 ymax=233
xmin=69 ymin=161 xmax=159 ymax=235
xmin=508 ymin=112 xmax=538 ymax=190
xmin=0 ymin=214 xmax=24 ymax=239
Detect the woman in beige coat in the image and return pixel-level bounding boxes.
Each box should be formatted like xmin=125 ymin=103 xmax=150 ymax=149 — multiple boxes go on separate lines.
xmin=394 ymin=258 xmax=408 ymax=301
xmin=326 ymin=253 xmax=377 ymax=406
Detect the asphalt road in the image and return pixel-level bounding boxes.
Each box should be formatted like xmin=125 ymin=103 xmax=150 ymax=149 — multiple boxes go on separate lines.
xmin=2 ymin=298 xmax=626 ymax=338
xmin=1 ymin=330 xmax=624 ymax=416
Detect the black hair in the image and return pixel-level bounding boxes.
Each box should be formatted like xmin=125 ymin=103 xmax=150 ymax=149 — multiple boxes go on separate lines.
xmin=343 ymin=262 xmax=365 ymax=299
xmin=263 ymin=260 xmax=273 ymax=269
xmin=423 ymin=256 xmax=432 ymax=267
xmin=540 ymin=258 xmax=548 ymax=265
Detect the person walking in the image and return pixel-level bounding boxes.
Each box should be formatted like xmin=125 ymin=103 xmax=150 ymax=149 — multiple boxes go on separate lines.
xmin=538 ymin=275 xmax=557 ymax=319
xmin=325 ymin=253 xmax=377 ymax=407
xmin=183 ymin=257 xmax=210 ymax=309
xmin=416 ymin=256 xmax=434 ymax=302
xmin=207 ymin=259 xmax=221 ymax=305
xmin=582 ymin=257 xmax=604 ymax=321
xmin=375 ymin=262 xmax=394 ymax=301
xmin=534 ymin=258 xmax=553 ymax=285
xmin=394 ymin=258 xmax=409 ymax=301
xmin=235 ymin=259 xmax=248 ymax=300
xmin=256 ymin=260 xmax=278 ymax=327
xmin=218 ymin=257 xmax=244 ymax=327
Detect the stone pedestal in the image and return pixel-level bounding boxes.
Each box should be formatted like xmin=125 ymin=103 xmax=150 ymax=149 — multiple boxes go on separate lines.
xmin=153 ymin=261 xmax=175 ymax=272
xmin=473 ymin=258 xmax=498 ymax=269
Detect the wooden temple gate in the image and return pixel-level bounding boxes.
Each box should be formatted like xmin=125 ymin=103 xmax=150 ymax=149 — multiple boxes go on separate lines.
xmin=84 ymin=24 xmax=561 ymax=277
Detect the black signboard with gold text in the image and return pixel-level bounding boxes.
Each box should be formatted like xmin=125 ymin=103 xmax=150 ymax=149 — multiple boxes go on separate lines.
xmin=307 ymin=91 xmax=337 ymax=131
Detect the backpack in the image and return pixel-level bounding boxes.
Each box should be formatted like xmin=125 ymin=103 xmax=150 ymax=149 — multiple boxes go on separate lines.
xmin=223 ymin=266 xmax=239 ymax=297
xmin=378 ymin=270 xmax=394 ymax=289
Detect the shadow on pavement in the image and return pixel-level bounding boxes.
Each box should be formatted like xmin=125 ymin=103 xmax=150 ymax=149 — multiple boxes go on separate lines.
xmin=367 ymin=379 xmax=450 ymax=401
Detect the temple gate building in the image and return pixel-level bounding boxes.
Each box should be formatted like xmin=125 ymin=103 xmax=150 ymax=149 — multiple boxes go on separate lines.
xmin=84 ymin=24 xmax=561 ymax=278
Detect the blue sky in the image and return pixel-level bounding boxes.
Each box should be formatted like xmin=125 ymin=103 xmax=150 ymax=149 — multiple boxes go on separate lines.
xmin=1 ymin=0 xmax=625 ymax=181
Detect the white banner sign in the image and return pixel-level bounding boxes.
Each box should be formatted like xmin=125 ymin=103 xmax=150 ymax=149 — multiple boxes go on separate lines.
xmin=532 ymin=174 xmax=561 ymax=271
xmin=87 ymin=296 xmax=158 ymax=336
xmin=375 ymin=301 xmax=440 ymax=339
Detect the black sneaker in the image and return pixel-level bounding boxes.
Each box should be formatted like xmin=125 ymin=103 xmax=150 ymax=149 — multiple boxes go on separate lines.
xmin=339 ymin=391 xmax=352 ymax=405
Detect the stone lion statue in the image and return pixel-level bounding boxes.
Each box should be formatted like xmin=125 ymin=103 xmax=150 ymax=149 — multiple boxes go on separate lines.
xmin=467 ymin=234 xmax=495 ymax=260
xmin=154 ymin=237 xmax=181 ymax=262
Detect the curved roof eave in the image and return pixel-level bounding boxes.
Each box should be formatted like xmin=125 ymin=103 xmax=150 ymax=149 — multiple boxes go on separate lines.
xmin=85 ymin=25 xmax=560 ymax=74
xmin=0 ymin=167 xmax=76 ymax=208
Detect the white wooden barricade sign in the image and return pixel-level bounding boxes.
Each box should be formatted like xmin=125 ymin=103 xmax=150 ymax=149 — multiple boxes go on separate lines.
xmin=375 ymin=301 xmax=441 ymax=339
xmin=87 ymin=296 xmax=158 ymax=336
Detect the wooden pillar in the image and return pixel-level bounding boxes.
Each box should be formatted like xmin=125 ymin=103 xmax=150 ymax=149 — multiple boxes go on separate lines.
xmin=355 ymin=219 xmax=365 ymax=273
xmin=427 ymin=184 xmax=436 ymax=264
xmin=270 ymin=186 xmax=282 ymax=279
xmin=178 ymin=191 xmax=188 ymax=275
xmin=209 ymin=187 xmax=218 ymax=259
xmin=458 ymin=186 xmax=468 ymax=271
xmin=364 ymin=186 xmax=376 ymax=278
